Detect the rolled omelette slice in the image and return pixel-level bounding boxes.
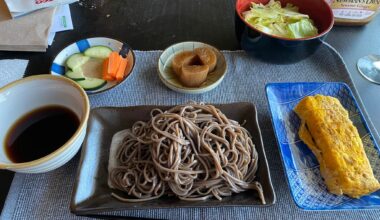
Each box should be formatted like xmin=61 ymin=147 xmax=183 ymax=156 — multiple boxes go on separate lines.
xmin=294 ymin=95 xmax=380 ymax=198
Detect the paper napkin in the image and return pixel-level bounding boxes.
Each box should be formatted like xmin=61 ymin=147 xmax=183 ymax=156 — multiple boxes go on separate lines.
xmin=0 ymin=0 xmax=56 ymax=52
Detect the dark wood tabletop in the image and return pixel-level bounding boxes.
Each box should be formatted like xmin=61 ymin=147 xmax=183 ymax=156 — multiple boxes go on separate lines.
xmin=1 ymin=0 xmax=380 ymax=214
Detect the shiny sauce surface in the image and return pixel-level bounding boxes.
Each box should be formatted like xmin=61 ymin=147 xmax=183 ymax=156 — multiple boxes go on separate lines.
xmin=4 ymin=106 xmax=79 ymax=163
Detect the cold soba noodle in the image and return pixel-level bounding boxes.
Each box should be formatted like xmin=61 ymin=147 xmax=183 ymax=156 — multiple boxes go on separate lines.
xmin=109 ymin=103 xmax=265 ymax=203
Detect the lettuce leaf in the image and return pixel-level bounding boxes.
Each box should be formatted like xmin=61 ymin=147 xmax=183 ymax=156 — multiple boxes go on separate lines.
xmin=287 ymin=19 xmax=318 ymax=38
xmin=243 ymin=0 xmax=318 ymax=39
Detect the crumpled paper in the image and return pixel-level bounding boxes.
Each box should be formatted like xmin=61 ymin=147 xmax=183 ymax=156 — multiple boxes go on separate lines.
xmin=4 ymin=0 xmax=77 ymax=18
xmin=0 ymin=0 xmax=56 ymax=52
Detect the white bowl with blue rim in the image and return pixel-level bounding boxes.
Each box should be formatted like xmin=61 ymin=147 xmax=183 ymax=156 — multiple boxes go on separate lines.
xmin=158 ymin=41 xmax=227 ymax=94
xmin=51 ymin=37 xmax=135 ymax=94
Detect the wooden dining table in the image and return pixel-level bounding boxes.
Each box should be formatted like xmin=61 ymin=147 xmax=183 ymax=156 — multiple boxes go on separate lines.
xmin=1 ymin=0 xmax=380 ymax=214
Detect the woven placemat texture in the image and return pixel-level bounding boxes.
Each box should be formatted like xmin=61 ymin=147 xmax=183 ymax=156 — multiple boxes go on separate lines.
xmin=2 ymin=45 xmax=380 ymax=219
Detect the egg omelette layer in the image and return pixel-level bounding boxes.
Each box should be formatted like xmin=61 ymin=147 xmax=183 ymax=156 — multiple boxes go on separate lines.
xmin=294 ymin=95 xmax=380 ymax=198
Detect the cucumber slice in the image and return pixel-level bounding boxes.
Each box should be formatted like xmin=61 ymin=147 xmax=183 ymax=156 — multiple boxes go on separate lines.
xmin=65 ymin=69 xmax=85 ymax=81
xmin=66 ymin=53 xmax=89 ymax=70
xmin=84 ymin=46 xmax=113 ymax=59
xmin=77 ymin=77 xmax=107 ymax=91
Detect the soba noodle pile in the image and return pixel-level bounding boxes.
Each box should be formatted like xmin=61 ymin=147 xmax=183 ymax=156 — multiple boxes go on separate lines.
xmin=109 ymin=102 xmax=265 ymax=204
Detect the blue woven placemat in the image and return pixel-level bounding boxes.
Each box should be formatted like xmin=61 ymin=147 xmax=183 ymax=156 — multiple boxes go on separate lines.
xmin=2 ymin=44 xmax=380 ymax=219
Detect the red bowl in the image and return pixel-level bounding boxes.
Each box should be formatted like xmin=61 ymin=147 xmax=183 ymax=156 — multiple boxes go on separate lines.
xmin=235 ymin=0 xmax=334 ymax=63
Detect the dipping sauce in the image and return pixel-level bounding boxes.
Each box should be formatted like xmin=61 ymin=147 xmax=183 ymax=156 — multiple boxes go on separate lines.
xmin=4 ymin=106 xmax=80 ymax=163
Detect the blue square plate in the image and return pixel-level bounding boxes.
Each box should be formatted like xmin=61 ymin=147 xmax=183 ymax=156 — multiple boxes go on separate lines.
xmin=265 ymin=82 xmax=380 ymax=210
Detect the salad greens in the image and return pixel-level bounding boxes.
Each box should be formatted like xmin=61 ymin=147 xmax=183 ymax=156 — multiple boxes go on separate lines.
xmin=242 ymin=0 xmax=318 ymax=39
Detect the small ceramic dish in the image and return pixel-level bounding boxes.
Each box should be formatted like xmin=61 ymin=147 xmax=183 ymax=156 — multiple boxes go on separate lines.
xmin=51 ymin=37 xmax=135 ymax=95
xmin=0 ymin=75 xmax=89 ymax=173
xmin=266 ymin=82 xmax=380 ymax=210
xmin=158 ymin=41 xmax=227 ymax=94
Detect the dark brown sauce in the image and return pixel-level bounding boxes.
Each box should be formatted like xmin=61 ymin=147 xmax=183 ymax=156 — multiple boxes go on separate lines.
xmin=189 ymin=55 xmax=203 ymax=66
xmin=4 ymin=105 xmax=80 ymax=163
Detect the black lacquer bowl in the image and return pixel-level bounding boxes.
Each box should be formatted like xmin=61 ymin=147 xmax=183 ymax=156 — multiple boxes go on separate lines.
xmin=235 ymin=0 xmax=334 ymax=64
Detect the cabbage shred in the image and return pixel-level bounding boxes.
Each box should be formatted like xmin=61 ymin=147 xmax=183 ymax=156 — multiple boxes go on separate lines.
xmin=243 ymin=0 xmax=318 ymax=39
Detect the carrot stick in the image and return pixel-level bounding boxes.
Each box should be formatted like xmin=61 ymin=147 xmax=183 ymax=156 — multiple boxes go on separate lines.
xmin=115 ymin=57 xmax=128 ymax=81
xmin=102 ymin=58 xmax=114 ymax=81
xmin=108 ymin=52 xmax=121 ymax=78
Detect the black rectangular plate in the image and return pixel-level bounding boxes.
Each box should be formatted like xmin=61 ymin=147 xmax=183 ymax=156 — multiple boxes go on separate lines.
xmin=70 ymin=103 xmax=276 ymax=215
